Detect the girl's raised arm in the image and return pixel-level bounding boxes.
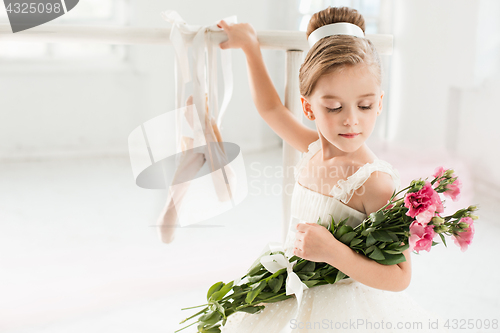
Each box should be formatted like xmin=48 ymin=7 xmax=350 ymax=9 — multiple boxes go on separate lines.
xmin=217 ymin=20 xmax=318 ymax=153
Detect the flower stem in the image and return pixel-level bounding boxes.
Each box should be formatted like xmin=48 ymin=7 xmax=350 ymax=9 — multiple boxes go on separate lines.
xmin=179 ymin=306 xmax=208 ymax=323
xmin=174 ymin=320 xmax=199 ymax=332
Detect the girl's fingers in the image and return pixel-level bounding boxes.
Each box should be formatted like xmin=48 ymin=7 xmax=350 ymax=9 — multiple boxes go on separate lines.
xmin=219 ymin=40 xmax=228 ymax=49
xmin=217 ymin=19 xmax=228 ymax=29
xmin=217 ymin=20 xmax=229 ymax=49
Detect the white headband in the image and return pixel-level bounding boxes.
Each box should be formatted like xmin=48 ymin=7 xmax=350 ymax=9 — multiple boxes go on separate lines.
xmin=307 ymin=22 xmax=365 ymax=48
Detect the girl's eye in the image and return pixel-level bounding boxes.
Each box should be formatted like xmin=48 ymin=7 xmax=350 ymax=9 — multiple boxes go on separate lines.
xmin=327 ymin=105 xmax=373 ymax=112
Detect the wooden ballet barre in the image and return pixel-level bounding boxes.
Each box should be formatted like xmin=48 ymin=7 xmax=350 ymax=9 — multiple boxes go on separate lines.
xmin=0 ymin=24 xmax=393 ymax=54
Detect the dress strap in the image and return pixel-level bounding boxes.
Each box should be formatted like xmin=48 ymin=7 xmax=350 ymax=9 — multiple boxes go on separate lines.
xmin=294 ymin=139 xmax=321 ymax=182
xmin=329 ymin=159 xmax=401 ymax=204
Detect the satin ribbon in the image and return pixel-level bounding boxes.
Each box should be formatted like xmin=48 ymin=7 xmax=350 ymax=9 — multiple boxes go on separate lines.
xmin=161 ymin=10 xmax=236 ymax=137
xmin=157 ymin=10 xmax=239 ymax=220
xmin=258 ymin=241 xmax=309 ymax=333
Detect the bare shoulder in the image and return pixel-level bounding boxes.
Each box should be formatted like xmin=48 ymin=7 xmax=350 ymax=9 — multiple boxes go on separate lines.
xmin=360 ymin=171 xmax=396 ymax=215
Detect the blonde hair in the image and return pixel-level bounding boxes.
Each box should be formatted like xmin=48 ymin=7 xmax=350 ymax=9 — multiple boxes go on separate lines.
xmin=299 ymin=6 xmax=382 ymax=98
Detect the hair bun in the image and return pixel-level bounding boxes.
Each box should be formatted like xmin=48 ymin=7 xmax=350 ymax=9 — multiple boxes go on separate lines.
xmin=307 ymin=6 xmax=365 ymax=38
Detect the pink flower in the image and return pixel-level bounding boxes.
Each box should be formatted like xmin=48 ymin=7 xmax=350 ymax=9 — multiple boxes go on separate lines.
xmin=432 ymin=166 xmax=462 ymax=202
xmin=432 ymin=166 xmax=447 ymax=179
xmin=444 ymin=177 xmax=462 ymax=202
xmin=415 ymin=209 xmax=435 ymax=225
xmin=451 ymin=217 xmax=475 ymax=252
xmin=404 ymin=181 xmax=444 ymax=224
xmin=409 ymin=220 xmax=436 ymax=253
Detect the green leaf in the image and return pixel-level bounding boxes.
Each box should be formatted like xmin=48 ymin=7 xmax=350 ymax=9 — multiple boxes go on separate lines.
xmin=207 ymin=282 xmax=224 ymax=302
xmin=268 ymin=275 xmax=283 ymax=293
xmin=365 ymin=245 xmax=376 ymax=254
xmin=368 ymin=247 xmax=385 ymax=260
xmin=209 ymin=281 xmax=234 ymax=302
xmin=439 ymin=233 xmax=447 ymax=247
xmin=376 ymin=253 xmax=407 ymax=265
xmin=350 ymin=238 xmax=363 ymax=247
xmin=334 ymin=270 xmax=346 ymax=283
xmin=296 ymin=272 xmax=315 ymax=280
xmin=215 ymin=301 xmax=225 ymax=317
xmin=339 ymin=231 xmax=357 ymax=244
xmin=371 ymin=230 xmax=394 ymax=242
xmin=382 ymin=249 xmax=402 ymax=254
xmin=199 ymin=310 xmax=219 ymax=322
xmin=335 ymin=224 xmax=353 ymax=238
xmin=199 ymin=311 xmax=222 ymax=329
xmin=256 ymin=291 xmax=277 ymax=300
xmin=366 ymin=233 xmax=377 ymax=247
xmin=329 ymin=215 xmax=336 ymax=233
xmin=262 ymin=294 xmax=292 ymax=303
xmin=245 ymin=280 xmax=267 ymax=304
xmin=361 ymin=227 xmax=375 ymax=236
xmin=247 ymin=262 xmax=264 ymax=276
xmin=324 ymin=275 xmax=335 ymax=284
xmin=223 ymin=308 xmax=235 ymax=318
xmin=386 ymin=231 xmax=400 ymax=242
xmin=302 ymin=279 xmax=321 ymax=288
xmin=238 ymin=305 xmax=265 ymax=314
xmin=386 ymin=242 xmax=402 ymax=250
xmin=301 ymin=261 xmax=316 ymax=272
xmin=293 ymin=260 xmax=308 ymax=272
xmin=247 ymin=271 xmax=269 ymax=283
xmin=370 ymin=211 xmax=385 ymax=225
xmin=339 ymin=217 xmax=350 ymax=225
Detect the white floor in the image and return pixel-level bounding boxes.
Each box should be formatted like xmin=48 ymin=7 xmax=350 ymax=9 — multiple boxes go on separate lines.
xmin=1 ymin=146 xmax=498 ymax=333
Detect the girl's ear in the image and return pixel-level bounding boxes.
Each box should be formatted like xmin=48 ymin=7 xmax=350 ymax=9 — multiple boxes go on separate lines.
xmin=377 ymin=91 xmax=384 ymax=115
xmin=300 ymin=96 xmax=314 ymax=119
xmin=300 ymin=96 xmax=311 ymax=111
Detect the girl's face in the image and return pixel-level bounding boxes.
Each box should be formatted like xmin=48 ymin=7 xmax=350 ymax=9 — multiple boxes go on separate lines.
xmin=302 ymin=64 xmax=383 ymax=155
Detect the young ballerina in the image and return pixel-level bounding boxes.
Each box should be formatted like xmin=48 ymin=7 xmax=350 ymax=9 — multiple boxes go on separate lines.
xmin=214 ymin=6 xmax=449 ymax=333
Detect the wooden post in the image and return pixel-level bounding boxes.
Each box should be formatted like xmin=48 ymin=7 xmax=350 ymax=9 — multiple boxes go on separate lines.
xmin=282 ymin=50 xmax=303 ymax=243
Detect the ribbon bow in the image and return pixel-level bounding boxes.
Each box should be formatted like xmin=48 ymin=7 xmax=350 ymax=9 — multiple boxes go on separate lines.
xmin=258 ymin=242 xmax=309 ymax=333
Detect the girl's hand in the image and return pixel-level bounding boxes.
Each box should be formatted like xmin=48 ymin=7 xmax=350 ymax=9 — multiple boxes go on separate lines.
xmin=293 ymin=222 xmax=340 ymax=263
xmin=217 ymin=20 xmax=259 ymax=54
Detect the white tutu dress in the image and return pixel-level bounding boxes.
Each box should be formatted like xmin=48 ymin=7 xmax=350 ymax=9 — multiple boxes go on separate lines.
xmin=220 ymin=139 xmax=449 ymax=333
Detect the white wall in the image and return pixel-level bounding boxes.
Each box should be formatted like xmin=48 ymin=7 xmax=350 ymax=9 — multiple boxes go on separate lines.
xmin=388 ymin=0 xmax=500 ymax=200
xmin=388 ymin=0 xmax=478 ymax=149
xmin=2 ymin=0 xmax=499 ymax=199
xmin=0 ymin=0 xmax=290 ymax=161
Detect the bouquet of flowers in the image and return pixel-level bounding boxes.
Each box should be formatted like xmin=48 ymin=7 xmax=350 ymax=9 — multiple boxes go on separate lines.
xmin=176 ymin=166 xmax=478 ymax=333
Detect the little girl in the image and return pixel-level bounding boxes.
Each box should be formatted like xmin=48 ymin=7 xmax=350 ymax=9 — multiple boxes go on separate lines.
xmin=214 ymin=6 xmax=449 ymax=333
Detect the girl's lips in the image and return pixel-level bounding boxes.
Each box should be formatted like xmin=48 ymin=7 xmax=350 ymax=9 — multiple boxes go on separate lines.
xmin=339 ymin=133 xmax=359 ymax=138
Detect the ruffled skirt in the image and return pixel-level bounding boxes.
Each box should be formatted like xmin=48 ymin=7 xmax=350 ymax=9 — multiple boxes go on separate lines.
xmin=219 ymin=278 xmax=449 ymax=333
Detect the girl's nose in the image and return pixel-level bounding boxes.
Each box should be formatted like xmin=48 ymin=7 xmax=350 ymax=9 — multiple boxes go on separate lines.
xmin=343 ymin=108 xmax=359 ymax=126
